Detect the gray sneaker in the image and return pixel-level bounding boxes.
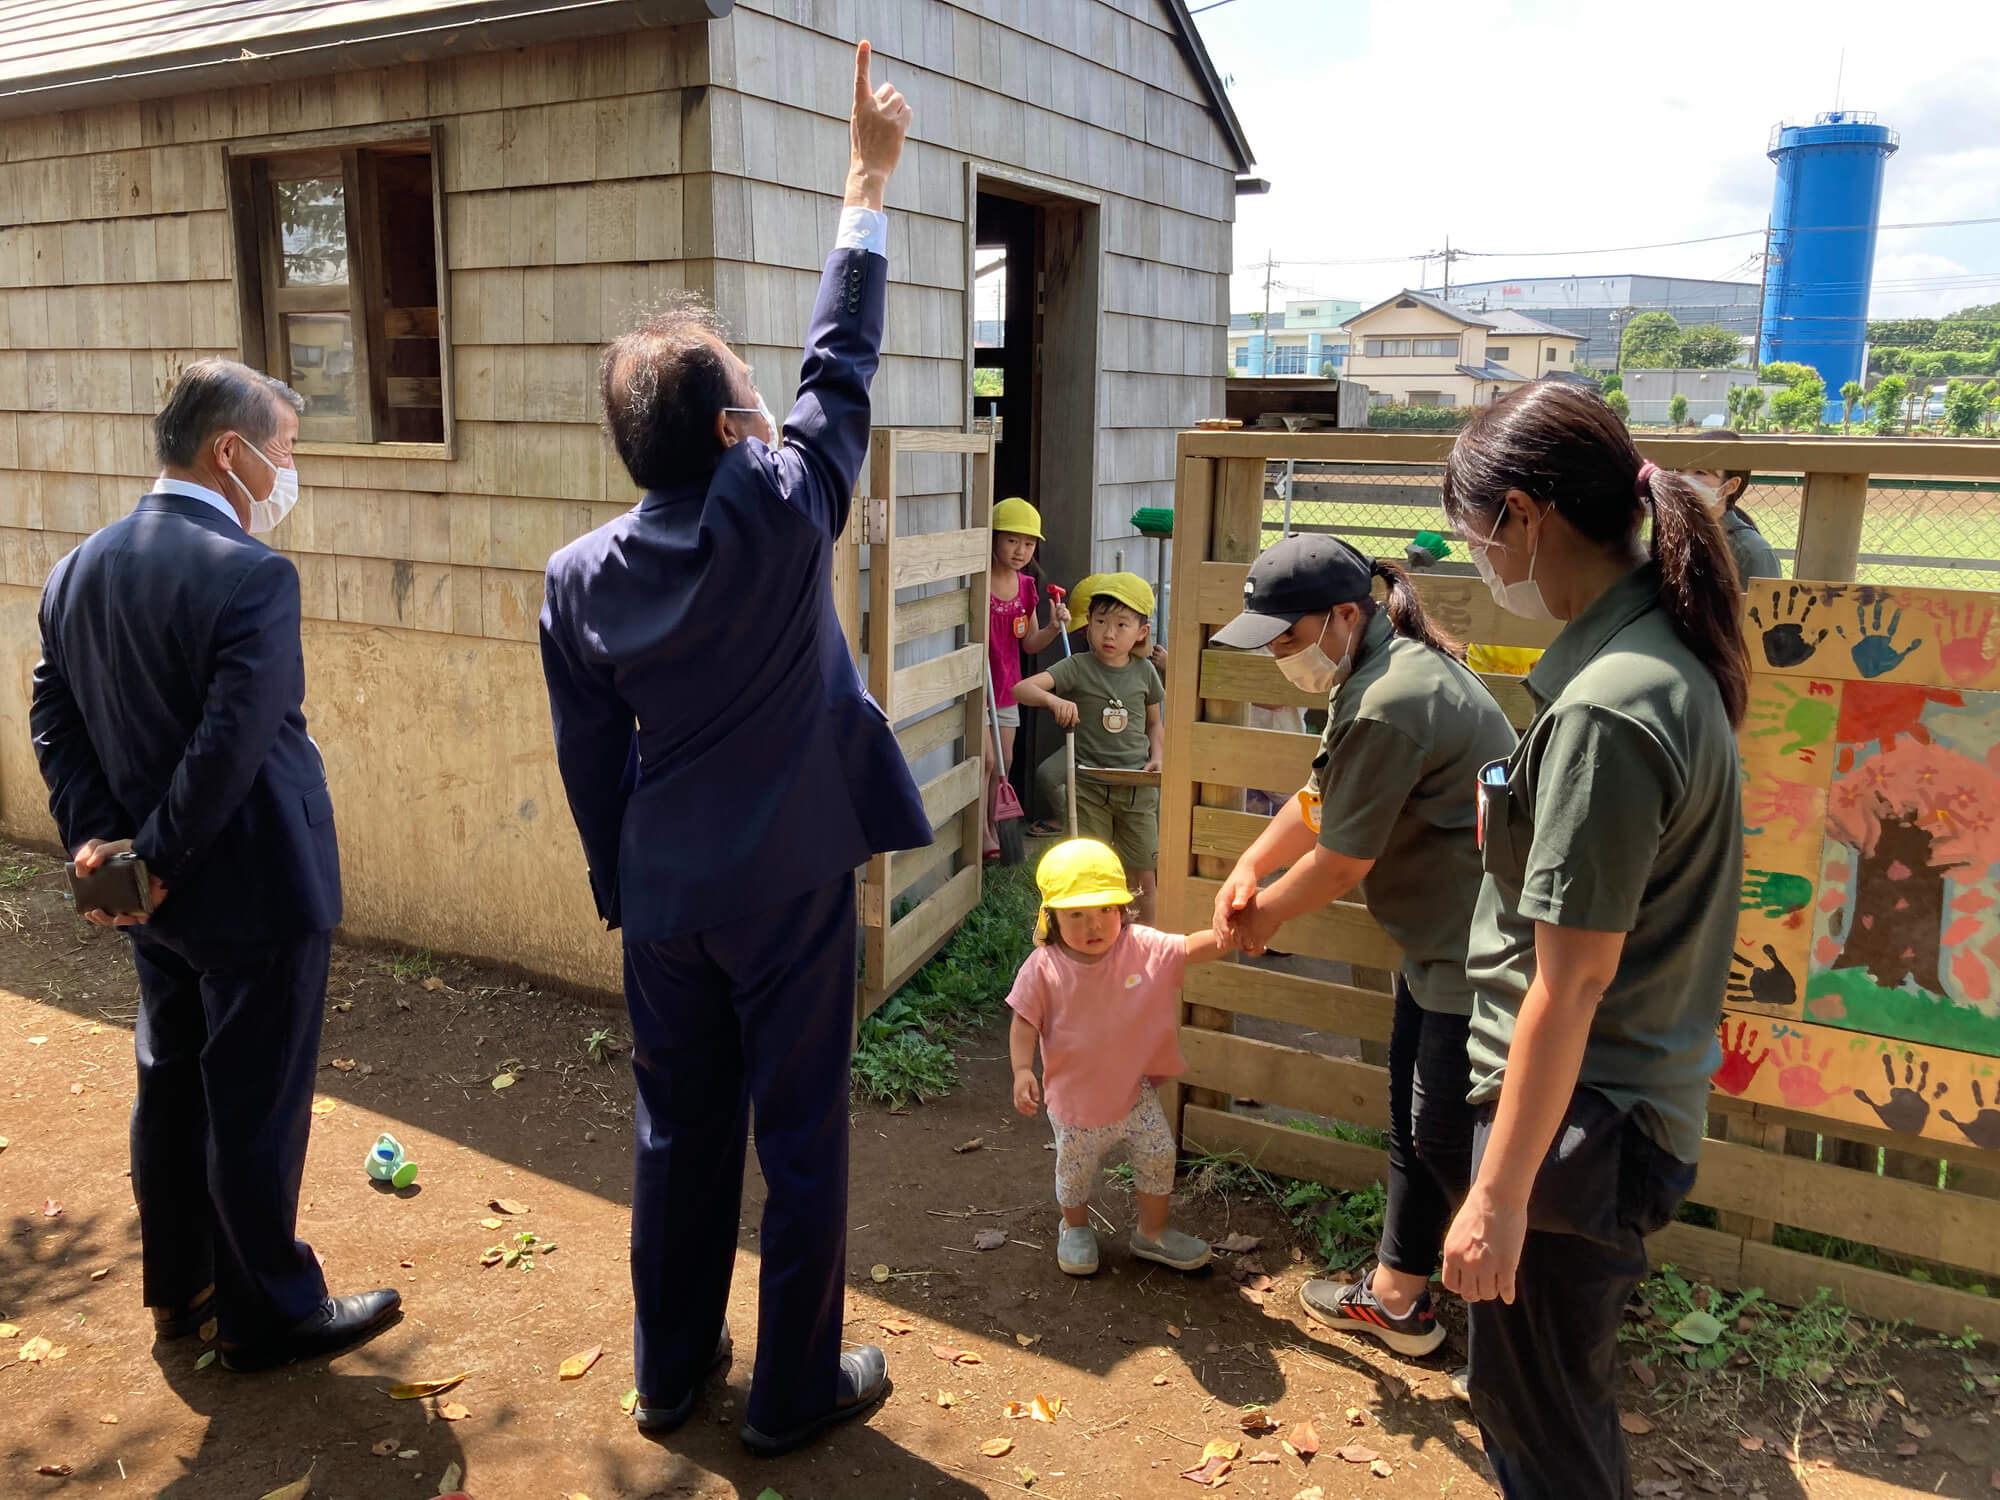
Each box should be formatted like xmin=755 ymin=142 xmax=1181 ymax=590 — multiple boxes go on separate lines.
xmin=1299 ymin=1274 xmax=1447 ymax=1358
xmin=1130 ymin=1227 xmax=1211 ymax=1271
xmin=1057 ymin=1223 xmax=1099 ymax=1276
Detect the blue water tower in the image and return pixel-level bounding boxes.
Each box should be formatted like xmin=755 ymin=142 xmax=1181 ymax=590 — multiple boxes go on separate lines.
xmin=1759 ymin=110 xmax=1898 ymax=415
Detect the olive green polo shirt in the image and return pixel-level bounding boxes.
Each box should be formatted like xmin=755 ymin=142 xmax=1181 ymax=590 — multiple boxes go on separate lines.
xmin=1465 ymin=563 xmax=1743 ymax=1162
xmin=1046 ymin=651 xmax=1163 ymax=770
xmin=1725 ymin=508 xmax=1781 ymax=581
xmin=1305 ymin=611 xmax=1519 ymax=1015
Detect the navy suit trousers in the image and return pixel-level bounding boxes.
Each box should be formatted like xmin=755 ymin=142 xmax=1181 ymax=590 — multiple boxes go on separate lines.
xmin=623 ymin=871 xmax=856 ymax=1435
xmin=127 ymin=927 xmax=331 ymax=1342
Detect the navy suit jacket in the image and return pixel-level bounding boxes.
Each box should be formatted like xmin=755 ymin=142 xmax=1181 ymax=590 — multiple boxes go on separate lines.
xmin=540 ymin=245 xmax=932 ymax=943
xmin=31 ymin=495 xmax=342 ymax=941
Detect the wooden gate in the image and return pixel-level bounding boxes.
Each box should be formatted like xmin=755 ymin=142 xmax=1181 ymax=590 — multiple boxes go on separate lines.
xmin=853 ymin=429 xmax=994 ymax=1019
xmin=1158 ymin=428 xmax=2000 ymax=1339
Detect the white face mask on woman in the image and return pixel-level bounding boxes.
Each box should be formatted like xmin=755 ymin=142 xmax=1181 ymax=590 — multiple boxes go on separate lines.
xmin=1677 ymin=473 xmax=1725 ymax=517
xmin=1274 ymin=611 xmax=1359 ymax=695
xmin=221 ymin=433 xmax=300 ymax=534
xmin=1468 ymin=511 xmax=1556 ymax=623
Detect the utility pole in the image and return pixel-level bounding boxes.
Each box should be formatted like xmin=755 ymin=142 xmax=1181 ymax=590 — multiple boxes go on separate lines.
xmin=1260 ymin=249 xmax=1275 ymax=376
xmin=1752 ymin=221 xmax=1773 ymax=368
xmin=1442 ymin=234 xmax=1452 ymax=296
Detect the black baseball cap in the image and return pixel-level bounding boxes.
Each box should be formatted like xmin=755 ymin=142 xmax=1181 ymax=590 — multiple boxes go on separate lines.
xmin=1211 ymin=535 xmax=1376 ymax=649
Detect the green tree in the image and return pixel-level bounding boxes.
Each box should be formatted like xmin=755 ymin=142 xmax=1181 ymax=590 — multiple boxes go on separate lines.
xmin=1869 ymin=374 xmax=1908 ymax=435
xmin=1945 ymin=302 xmax=2000 ymax=321
xmin=1839 ymin=380 xmax=1864 ymax=434
xmin=1759 ymin=361 xmax=1819 ymax=388
xmin=1604 ymin=389 xmax=1632 ymax=423
xmin=1668 ymin=393 xmax=1689 ymax=429
xmin=1619 ymin=311 xmax=1682 ymax=368
xmin=1944 ymin=378 xmax=1988 ymax=436
xmin=1597 ymin=369 xmax=1623 ymax=395
xmin=1676 ymin=324 xmax=1741 ymax=368
xmin=1769 ymin=372 xmax=1828 ymax=432
xmin=1738 ymin=386 xmax=1767 ymax=430
xmin=1724 ymin=384 xmax=1745 ymax=426
xmin=1320 ymin=360 xmax=1336 ymax=378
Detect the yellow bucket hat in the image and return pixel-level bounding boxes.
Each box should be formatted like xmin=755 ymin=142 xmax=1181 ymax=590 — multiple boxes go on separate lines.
xmin=1036 ymin=839 xmax=1134 ymax=938
xmin=991 ymin=497 xmax=1043 ymax=539
xmin=1071 ymin=571 xmax=1155 ymax=622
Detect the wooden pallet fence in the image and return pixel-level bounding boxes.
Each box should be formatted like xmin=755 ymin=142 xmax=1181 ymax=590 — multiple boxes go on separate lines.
xmin=1159 ymin=427 xmax=2000 ymax=1340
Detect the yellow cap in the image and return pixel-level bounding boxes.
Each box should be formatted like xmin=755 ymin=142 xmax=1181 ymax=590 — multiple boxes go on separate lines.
xmin=1037 ymin=838 xmax=1135 ymax=912
xmin=991 ymin=497 xmax=1043 ymax=540
xmin=1071 ymin=571 xmax=1155 ymax=622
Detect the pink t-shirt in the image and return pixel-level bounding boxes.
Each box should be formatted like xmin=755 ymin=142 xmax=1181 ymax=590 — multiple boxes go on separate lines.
xmin=989 ymin=573 xmax=1039 ymax=708
xmin=1006 ymin=925 xmax=1188 ymax=1129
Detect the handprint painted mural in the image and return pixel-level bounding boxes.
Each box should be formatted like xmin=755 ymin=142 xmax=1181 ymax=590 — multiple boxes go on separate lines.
xmin=1719 ymin=581 xmax=2000 ymax=1149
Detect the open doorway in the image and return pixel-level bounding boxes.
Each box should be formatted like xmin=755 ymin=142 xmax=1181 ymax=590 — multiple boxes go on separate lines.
xmin=970 ymin=172 xmax=1101 ymax=818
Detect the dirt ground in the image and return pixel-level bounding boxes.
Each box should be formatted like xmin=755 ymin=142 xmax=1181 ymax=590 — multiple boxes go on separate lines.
xmin=2 ymin=839 xmax=1996 ymax=1499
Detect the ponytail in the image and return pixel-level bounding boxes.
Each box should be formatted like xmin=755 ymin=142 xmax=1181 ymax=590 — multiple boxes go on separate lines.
xmin=1638 ymin=463 xmax=1749 ymax=726
xmin=1370 ymin=557 xmax=1465 ymax=661
xmin=1443 ymin=379 xmax=1749 ymax=728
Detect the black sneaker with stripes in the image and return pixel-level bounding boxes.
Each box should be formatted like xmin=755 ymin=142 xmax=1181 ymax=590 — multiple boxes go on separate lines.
xmin=1299 ymin=1272 xmax=1447 ymax=1357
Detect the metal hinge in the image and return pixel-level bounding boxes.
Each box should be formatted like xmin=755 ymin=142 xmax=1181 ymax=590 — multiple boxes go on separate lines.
xmin=861 ymin=496 xmax=891 ymax=546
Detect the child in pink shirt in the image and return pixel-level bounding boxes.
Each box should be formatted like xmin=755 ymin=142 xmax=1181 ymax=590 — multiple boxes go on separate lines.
xmin=1007 ymin=838 xmax=1227 ymax=1276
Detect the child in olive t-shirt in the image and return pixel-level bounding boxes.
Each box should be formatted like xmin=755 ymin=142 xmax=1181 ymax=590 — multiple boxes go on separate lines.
xmin=1013 ymin=574 xmax=1165 ymax=922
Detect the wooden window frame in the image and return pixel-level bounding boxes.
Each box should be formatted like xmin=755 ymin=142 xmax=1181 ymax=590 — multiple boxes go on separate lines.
xmin=226 ymin=123 xmax=456 ymax=461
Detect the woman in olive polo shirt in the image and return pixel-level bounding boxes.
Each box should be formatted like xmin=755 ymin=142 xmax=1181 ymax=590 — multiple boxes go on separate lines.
xmin=1437 ymin=380 xmax=1748 ymax=1499
xmin=1210 ymin=534 xmax=1517 ymax=1358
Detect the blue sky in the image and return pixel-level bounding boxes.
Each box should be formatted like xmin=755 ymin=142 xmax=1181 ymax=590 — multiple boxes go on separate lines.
xmin=1189 ymin=0 xmax=2000 ymax=320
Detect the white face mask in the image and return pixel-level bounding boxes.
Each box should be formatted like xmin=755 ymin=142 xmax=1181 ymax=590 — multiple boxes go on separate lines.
xmin=1274 ymin=612 xmax=1359 ymax=696
xmin=1678 ymin=473 xmax=1725 ymax=517
xmin=722 ymin=392 xmax=779 ymax=448
xmin=1468 ymin=511 xmax=1556 ymax=623
xmin=222 ymin=433 xmax=300 ymax=534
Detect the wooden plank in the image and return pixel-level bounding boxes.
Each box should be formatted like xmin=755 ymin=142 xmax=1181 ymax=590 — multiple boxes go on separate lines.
xmin=1179 ymin=1024 xmax=1391 ymax=1128
xmin=1792 ymin=471 xmax=1868 ymax=582
xmin=426 ymin=122 xmax=456 ymax=458
xmin=1736 ymin=1236 xmax=2000 ymax=1342
xmin=918 ymin=754 xmax=983 ymax=830
xmin=885 ymin=429 xmax=993 ymax=455
xmin=890 ymin=642 xmax=983 ymax=721
xmin=892 ymin=587 xmax=972 ymax=645
xmin=888 ymin=528 xmax=988 ymax=591
xmin=962 ymin=442 xmax=993 ymax=912
xmin=1708 ymin=1093 xmax=2000 ymax=1176
xmin=892 ymin=822 xmax=962 ymax=901
xmin=1187 ymin=720 xmax=1317 ymax=796
xmin=386 ymin=377 xmax=443 ymax=407
xmin=895 ymin=705 xmax=964 ymax=766
xmin=1191 ymin=805 xmax=1270 ymax=865
xmin=1183 ymin=962 xmax=1396 ymax=1041
xmin=1155 ymin=448 xmax=1215 ymax=935
xmin=1180 ymin=1105 xmax=1388 ymax=1193
xmin=880 ymin=863 xmax=981 ymax=993
xmin=1689 ymin=1138 xmax=2000 ymax=1278
xmin=384 ymin=305 xmax=440 ymax=338
xmin=1185 ymin=876 xmax=1401 ymax=971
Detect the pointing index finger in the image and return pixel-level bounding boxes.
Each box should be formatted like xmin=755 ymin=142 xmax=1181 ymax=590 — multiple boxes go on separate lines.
xmin=853 ymin=39 xmax=872 ymax=106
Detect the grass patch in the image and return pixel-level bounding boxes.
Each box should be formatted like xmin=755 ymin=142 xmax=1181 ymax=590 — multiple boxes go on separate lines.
xmin=850 ymin=865 xmax=1041 ymax=1108
xmin=0 ymin=861 xmax=38 ymax=890
xmin=1173 ymin=1147 xmax=1390 ymax=1273
xmin=1285 ymin=1115 xmax=1389 ymax=1153
xmin=384 ymin=947 xmax=436 ymax=984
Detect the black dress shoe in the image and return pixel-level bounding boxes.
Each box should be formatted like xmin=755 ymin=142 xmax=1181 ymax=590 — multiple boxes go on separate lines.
xmin=633 ymin=1321 xmax=734 ymax=1435
xmin=741 ymin=1344 xmax=890 ymax=1456
xmin=220 ymin=1288 xmax=401 ymax=1372
xmin=151 ymin=1285 xmax=216 ymax=1341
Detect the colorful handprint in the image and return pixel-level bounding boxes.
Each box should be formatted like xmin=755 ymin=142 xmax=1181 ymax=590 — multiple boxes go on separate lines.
xmin=1742 ymin=772 xmax=1821 ymax=843
xmin=1740 ymin=868 xmax=1813 ymax=918
xmin=1838 ymin=597 xmax=1923 ymax=679
xmin=1940 ymin=1077 xmax=2000 ymax=1150
xmin=1748 ymin=585 xmax=1830 ymax=669
xmin=1854 ymin=1051 xmax=1946 ymax=1136
xmin=1711 ymin=1019 xmax=1771 ymax=1095
xmin=1924 ymin=599 xmax=2000 ymax=686
xmin=1727 ymin=944 xmax=1798 ymax=1011
xmin=1746 ymin=681 xmax=1838 ymax=756
xmin=1772 ymin=1034 xmax=1850 ymax=1110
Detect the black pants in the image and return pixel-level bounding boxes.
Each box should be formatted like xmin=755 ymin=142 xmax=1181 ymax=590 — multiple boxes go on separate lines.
xmin=622 ymin=871 xmax=856 ymax=1436
xmin=126 ymin=927 xmax=332 ymax=1344
xmin=1377 ymin=980 xmax=1475 ymax=1278
xmin=1467 ymin=1089 xmax=1696 ymax=1500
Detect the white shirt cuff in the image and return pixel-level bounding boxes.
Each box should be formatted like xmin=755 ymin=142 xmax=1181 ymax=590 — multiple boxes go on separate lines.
xmin=835 ymin=206 xmax=888 ymax=260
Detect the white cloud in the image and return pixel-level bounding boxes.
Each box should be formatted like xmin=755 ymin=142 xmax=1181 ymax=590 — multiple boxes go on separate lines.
xmin=1197 ymin=0 xmax=2000 ymax=321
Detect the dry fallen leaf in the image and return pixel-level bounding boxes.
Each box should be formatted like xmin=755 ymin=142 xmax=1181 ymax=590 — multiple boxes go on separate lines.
xmin=1180 ymin=1455 xmax=1232 ymax=1486
xmin=479 ymin=1249 xmax=503 ymax=1268
xmin=26 ymin=1036 xmax=46 ymax=1045
xmin=194 ymin=1349 xmax=216 ymax=1370
xmin=936 ymin=1390 xmax=957 ymax=1409
xmin=331 ymin=1058 xmax=356 ymax=1072
xmin=397 ymin=1449 xmax=419 ymax=1460
xmin=1629 ymin=1356 xmax=1659 ymax=1389
xmin=1370 ymin=1459 xmax=1394 ymax=1479
xmin=1214 ymin=1233 xmax=1261 ymax=1255
xmin=35 ymin=1464 xmax=73 ymax=1477
xmin=1166 ymin=1324 xmax=1181 ymax=1339
xmin=388 ymin=1373 xmax=469 ymax=1399
xmin=953 ymin=1138 xmax=984 ymax=1154
xmin=879 ymin=1317 xmax=915 ymax=1336
xmin=1202 ymin=1439 xmax=1241 ymax=1462
xmin=1620 ymin=1411 xmax=1655 ymax=1436
xmin=371 ymin=1440 xmax=397 ymax=1456
xmin=1237 ymin=1286 xmax=1267 ymax=1308
xmin=257 ymin=1467 xmax=312 ymax=1500
xmin=1245 ymin=1450 xmax=1281 ymax=1465
xmin=41 ymin=1199 xmax=62 ymax=1218
xmin=68 ymin=1082 xmax=86 ymax=1095
xmin=1888 ymin=1388 xmax=1907 ymax=1408
xmin=438 ymin=1401 xmax=471 ymax=1421
xmin=0 ymin=1324 xmax=15 ymax=1338
xmin=98 ymin=1413 xmax=119 ymax=1425
xmin=1292 ymin=1490 xmax=1325 ymax=1500
xmin=1152 ymin=1374 xmax=1170 ymax=1386
xmin=199 ymin=1317 xmax=218 ymax=1342
xmin=19 ymin=1335 xmax=56 ymax=1362
xmin=1032 ymin=1394 xmax=1061 ymax=1423
xmin=1334 ymin=1444 xmax=1381 ymax=1464
xmin=491 ymin=1198 xmax=529 ymax=1216
xmin=438 ymin=1463 xmax=463 ymax=1495
xmin=1289 ymin=1420 xmax=1321 ymax=1459
xmin=479 ymin=1216 xmax=504 ymax=1230
xmin=0 ymin=1137 xmax=9 ymax=1152
xmin=1015 ymin=1333 xmax=1039 ymax=1348
xmin=980 ymin=1437 xmax=1014 ymax=1458
xmin=620 ymin=1387 xmax=639 ymax=1415
xmin=310 ymin=1097 xmax=337 ymax=1114
xmin=1896 ymin=1440 xmax=1920 ymax=1458
xmin=931 ymin=1345 xmax=979 ymax=1365
xmin=89 ymin=1267 xmax=110 ymax=1281
xmin=1240 ymin=1410 xmax=1279 ymax=1434
xmin=422 ymin=975 xmax=444 ymax=992
xmin=491 ymin=1072 xmax=516 ymax=1090
xmin=1901 ymin=1415 xmax=1933 ymax=1440
xmin=1738 ymin=1435 xmax=1764 ymax=1453
xmin=973 ymin=1228 xmax=1007 ymax=1252
xmin=559 ymin=1345 xmax=603 ymax=1380
xmin=1345 ymin=1407 xmax=1366 ymax=1426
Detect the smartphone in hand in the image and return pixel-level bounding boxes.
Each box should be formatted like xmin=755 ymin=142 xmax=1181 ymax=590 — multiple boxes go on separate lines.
xmin=67 ymin=851 xmax=152 ymax=917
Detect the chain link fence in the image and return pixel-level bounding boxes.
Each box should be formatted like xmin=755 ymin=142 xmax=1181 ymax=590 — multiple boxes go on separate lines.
xmin=1263 ymin=461 xmax=2000 ymax=595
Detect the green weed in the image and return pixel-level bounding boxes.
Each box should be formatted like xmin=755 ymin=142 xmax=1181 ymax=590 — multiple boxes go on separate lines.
xmin=851 ymin=1030 xmax=958 ymax=1107
xmin=1285 ymin=1115 xmax=1389 ymax=1153
xmin=0 ymin=861 xmax=37 ymax=889
xmin=1620 ymin=1265 xmax=1881 ymax=1398
xmin=584 ymin=1027 xmax=622 ymax=1066
xmin=1282 ymin=1179 xmax=1387 ymax=1271
xmin=384 ymin=948 xmax=435 ymax=984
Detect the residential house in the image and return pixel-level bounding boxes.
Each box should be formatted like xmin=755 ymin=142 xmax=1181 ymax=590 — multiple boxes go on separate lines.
xmin=1342 ymin=290 xmax=1581 ymax=409
xmin=1227 ymin=297 xmax=1359 ymax=377
xmin=0 ymin=0 xmax=1251 ymax=990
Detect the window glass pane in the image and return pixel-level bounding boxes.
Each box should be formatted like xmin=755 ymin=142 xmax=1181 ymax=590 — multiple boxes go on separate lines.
xmin=286 ymin=312 xmax=357 ymax=420
xmin=974 ymin=250 xmax=1006 ymax=348
xmin=1488 ymin=345 xmax=1510 ymax=361
xmin=277 ymin=177 xmax=349 ymax=286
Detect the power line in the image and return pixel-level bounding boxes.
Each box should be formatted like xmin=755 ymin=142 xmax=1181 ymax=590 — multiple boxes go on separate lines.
xmin=1458 ymin=215 xmax=2000 ymax=260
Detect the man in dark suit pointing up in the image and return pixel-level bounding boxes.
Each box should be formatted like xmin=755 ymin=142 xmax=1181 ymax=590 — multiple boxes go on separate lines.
xmin=31 ymin=360 xmax=399 ymax=1371
xmin=540 ymin=41 xmax=925 ymax=1455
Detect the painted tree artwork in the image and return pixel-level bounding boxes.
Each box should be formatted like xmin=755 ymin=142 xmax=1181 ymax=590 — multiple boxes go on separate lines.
xmin=1719 ymin=581 xmax=2000 ymax=1149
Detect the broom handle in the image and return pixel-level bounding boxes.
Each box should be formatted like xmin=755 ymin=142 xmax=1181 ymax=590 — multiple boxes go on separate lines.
xmin=1065 ymin=730 xmax=1078 ymax=841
